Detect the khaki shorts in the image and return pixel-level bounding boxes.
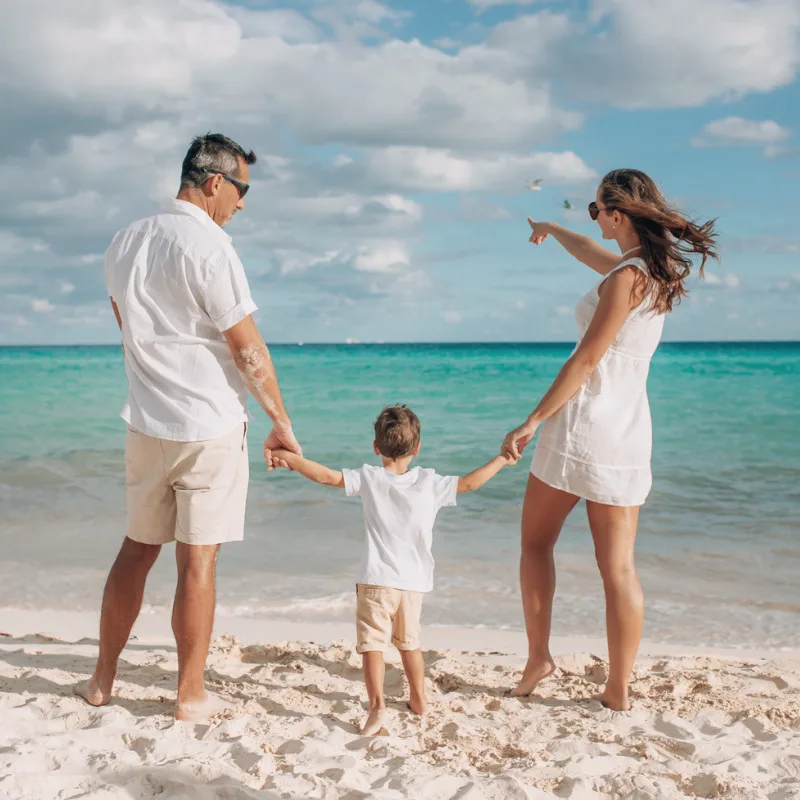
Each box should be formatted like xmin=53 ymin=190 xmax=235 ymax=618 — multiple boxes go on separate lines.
xmin=125 ymin=423 xmax=249 ymax=546
xmin=355 ymin=584 xmax=423 ymax=654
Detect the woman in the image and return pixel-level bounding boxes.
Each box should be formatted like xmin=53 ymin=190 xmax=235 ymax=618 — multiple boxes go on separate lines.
xmin=503 ymin=169 xmax=718 ymax=710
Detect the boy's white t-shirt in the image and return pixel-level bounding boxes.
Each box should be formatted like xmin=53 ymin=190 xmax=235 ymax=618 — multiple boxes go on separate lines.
xmin=342 ymin=464 xmax=459 ymax=593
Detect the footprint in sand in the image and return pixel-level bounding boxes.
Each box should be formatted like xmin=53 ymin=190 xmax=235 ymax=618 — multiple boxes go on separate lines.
xmin=741 ymin=715 xmax=780 ymax=742
xmin=653 ymin=712 xmax=700 ymax=741
xmin=276 ymin=738 xmax=305 ymax=755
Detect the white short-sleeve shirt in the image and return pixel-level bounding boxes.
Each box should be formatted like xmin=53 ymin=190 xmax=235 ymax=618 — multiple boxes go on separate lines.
xmin=105 ymin=199 xmax=257 ymax=442
xmin=342 ymin=464 xmax=459 ymax=593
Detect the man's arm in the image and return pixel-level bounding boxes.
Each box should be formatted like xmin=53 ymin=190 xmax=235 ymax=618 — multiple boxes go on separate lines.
xmin=223 ymin=315 xmax=302 ymax=467
xmin=110 ymin=299 xmax=124 ymax=355
xmin=457 ymin=452 xmax=518 ymax=494
xmin=271 ymin=449 xmax=345 ymax=488
xmin=111 ymin=299 xmax=122 ymax=330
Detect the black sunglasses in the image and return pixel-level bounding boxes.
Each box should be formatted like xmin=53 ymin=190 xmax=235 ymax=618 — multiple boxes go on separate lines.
xmin=199 ymin=168 xmax=249 ymax=198
xmin=588 ymin=201 xmax=615 ymax=221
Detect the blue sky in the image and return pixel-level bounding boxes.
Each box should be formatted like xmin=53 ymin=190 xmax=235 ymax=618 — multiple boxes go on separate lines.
xmin=1 ymin=0 xmax=799 ymax=344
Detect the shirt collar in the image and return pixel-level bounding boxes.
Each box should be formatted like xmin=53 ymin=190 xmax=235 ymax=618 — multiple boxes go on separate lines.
xmin=163 ymin=198 xmax=232 ymax=242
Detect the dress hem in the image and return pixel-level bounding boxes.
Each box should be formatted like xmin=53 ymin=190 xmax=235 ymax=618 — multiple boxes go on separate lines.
xmin=530 ymin=446 xmax=650 ymax=507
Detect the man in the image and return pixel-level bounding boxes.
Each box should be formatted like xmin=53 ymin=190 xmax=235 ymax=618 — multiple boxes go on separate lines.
xmin=75 ymin=133 xmax=301 ymax=721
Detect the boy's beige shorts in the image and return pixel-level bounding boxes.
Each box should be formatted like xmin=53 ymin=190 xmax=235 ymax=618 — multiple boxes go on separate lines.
xmin=125 ymin=422 xmax=249 ymax=546
xmin=355 ymin=584 xmax=423 ymax=654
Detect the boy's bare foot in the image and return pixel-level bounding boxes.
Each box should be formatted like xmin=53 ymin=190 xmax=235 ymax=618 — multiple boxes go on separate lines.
xmin=361 ymin=707 xmax=388 ymax=736
xmin=174 ymin=691 xmax=236 ymax=722
xmin=74 ymin=677 xmax=113 ymax=707
xmin=510 ymin=658 xmax=556 ymax=697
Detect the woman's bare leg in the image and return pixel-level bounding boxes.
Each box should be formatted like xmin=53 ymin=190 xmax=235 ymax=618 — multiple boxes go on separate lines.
xmin=586 ymin=501 xmax=643 ymax=711
xmin=512 ymin=475 xmax=580 ymax=696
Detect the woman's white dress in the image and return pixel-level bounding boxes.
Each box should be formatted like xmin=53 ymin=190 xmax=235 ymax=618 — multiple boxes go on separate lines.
xmin=531 ymin=257 xmax=665 ymax=507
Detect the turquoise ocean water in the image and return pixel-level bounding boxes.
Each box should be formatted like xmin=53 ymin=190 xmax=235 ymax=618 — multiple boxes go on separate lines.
xmin=0 ymin=343 xmax=798 ymax=649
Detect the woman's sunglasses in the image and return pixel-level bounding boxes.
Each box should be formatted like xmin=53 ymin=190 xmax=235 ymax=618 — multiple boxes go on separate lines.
xmin=588 ymin=201 xmax=614 ymax=221
xmin=200 ymin=168 xmax=250 ymax=198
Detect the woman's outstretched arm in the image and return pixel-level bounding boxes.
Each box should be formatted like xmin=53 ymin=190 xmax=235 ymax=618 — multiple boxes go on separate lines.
xmin=503 ymin=267 xmax=641 ymax=458
xmin=528 ymin=218 xmax=621 ymax=275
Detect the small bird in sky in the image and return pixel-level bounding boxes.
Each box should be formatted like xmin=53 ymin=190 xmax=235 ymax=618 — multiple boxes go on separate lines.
xmin=527 ymin=179 xmax=543 ymax=191
xmin=563 ymin=199 xmax=574 ymax=210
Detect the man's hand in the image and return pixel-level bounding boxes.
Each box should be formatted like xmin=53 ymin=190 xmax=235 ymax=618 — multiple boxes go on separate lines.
xmin=264 ymin=424 xmax=302 ymax=471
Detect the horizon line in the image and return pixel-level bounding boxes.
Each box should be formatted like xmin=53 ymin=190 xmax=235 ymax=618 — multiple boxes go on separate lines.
xmin=1 ymin=339 xmax=799 ymax=348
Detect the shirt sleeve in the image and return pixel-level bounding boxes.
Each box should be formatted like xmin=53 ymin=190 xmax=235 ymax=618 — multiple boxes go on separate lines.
xmin=433 ymin=474 xmax=459 ymax=509
xmin=198 ymin=248 xmax=258 ymax=332
xmin=342 ymin=467 xmax=363 ymax=497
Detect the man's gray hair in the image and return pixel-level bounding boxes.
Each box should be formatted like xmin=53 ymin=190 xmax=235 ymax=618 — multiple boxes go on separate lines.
xmin=180 ymin=133 xmax=257 ymax=190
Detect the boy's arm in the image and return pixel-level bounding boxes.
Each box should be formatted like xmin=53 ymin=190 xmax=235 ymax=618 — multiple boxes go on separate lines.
xmin=271 ymin=449 xmax=345 ymax=488
xmin=457 ymin=452 xmax=518 ymax=494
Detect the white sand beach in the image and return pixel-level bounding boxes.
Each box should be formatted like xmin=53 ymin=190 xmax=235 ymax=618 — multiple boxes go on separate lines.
xmin=1 ymin=610 xmax=799 ymax=799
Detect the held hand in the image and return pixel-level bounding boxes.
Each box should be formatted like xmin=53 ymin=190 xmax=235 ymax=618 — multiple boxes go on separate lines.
xmin=272 ymin=448 xmax=295 ymax=472
xmin=500 ymin=450 xmax=521 ymax=466
xmin=270 ymin=451 xmax=293 ymax=470
xmin=264 ymin=424 xmax=302 ymax=471
xmin=502 ymin=420 xmax=539 ymax=460
xmin=527 ymin=217 xmax=549 ymax=246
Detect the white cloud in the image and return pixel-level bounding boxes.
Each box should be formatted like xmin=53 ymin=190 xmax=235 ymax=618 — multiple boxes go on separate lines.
xmin=0 ymin=2 xmax=585 ymax=154
xmin=275 ymin=249 xmax=345 ymax=275
xmin=60 ymin=281 xmax=75 ymax=295
xmin=488 ymin=0 xmax=800 ymax=109
xmin=443 ymin=310 xmax=462 ymax=323
xmin=359 ymin=147 xmax=596 ymax=192
xmin=0 ymin=230 xmax=49 ymax=260
xmin=31 ymin=298 xmax=55 ymax=313
xmin=0 ymin=0 xmax=242 ymax=116
xmin=692 ymin=117 xmax=791 ymax=148
xmin=703 ymin=273 xmax=741 ymax=289
xmin=469 ymin=0 xmax=540 ymax=11
xmin=556 ymin=305 xmax=572 ymax=316
xmin=353 ymin=242 xmax=410 ymax=273
xmin=433 ymin=37 xmax=462 ymax=49
xmin=765 ymin=145 xmax=800 ymax=158
xmin=228 ymin=7 xmax=322 ymax=44
xmin=459 ymin=196 xmax=512 ymax=221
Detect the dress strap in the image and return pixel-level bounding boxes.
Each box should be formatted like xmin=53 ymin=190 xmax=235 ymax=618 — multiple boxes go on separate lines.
xmin=607 ymin=256 xmax=648 ymax=277
xmin=597 ymin=257 xmax=653 ymax=313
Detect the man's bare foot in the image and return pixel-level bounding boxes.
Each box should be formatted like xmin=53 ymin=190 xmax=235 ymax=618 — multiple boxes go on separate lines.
xmin=174 ymin=691 xmax=236 ymax=722
xmin=510 ymin=659 xmax=556 ymax=697
xmin=594 ymin=689 xmax=631 ymax=712
xmin=361 ymin=707 xmax=388 ymax=736
xmin=74 ymin=678 xmax=112 ymax=707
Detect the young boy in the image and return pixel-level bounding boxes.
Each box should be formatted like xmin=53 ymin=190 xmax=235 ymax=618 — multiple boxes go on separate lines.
xmin=272 ymin=404 xmax=518 ymax=735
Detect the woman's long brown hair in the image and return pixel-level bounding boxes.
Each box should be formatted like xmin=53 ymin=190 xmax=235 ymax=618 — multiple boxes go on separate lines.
xmin=599 ymin=169 xmax=719 ymax=313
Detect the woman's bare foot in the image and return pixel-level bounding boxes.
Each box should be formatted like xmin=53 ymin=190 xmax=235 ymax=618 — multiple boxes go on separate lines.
xmin=73 ymin=677 xmax=113 ymax=707
xmin=595 ymin=688 xmax=631 ymax=712
xmin=407 ymin=694 xmax=427 ymax=715
xmin=510 ymin=658 xmax=556 ymax=697
xmin=361 ymin=707 xmax=388 ymax=736
xmin=174 ymin=691 xmax=236 ymax=722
